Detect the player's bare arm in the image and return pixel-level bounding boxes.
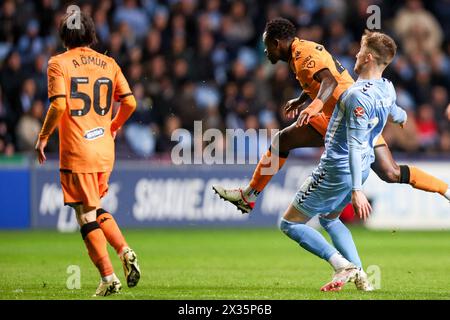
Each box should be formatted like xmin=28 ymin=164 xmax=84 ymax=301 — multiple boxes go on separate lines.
xmin=297 ymin=68 xmax=337 ymax=127
xmin=446 ymin=103 xmax=450 ymax=121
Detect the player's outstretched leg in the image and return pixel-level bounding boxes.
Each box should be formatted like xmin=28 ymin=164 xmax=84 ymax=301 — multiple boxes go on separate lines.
xmin=213 ymin=123 xmax=324 ymax=213
xmin=80 ymin=220 xmax=122 ymax=296
xmin=212 ymin=147 xmax=288 ymax=213
xmin=407 ymin=166 xmax=449 ymax=200
xmin=373 ymin=144 xmax=450 ymax=201
xmin=279 ymin=218 xmax=358 ymax=291
xmin=319 ymin=215 xmax=374 ymax=291
xmin=96 ymin=208 xmax=141 ymax=288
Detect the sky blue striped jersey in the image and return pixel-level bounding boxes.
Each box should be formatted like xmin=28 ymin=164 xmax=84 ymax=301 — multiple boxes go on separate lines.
xmin=318 ymin=77 xmax=407 ymax=189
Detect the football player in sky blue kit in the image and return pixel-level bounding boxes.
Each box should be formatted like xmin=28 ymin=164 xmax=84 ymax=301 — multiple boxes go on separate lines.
xmin=279 ymin=31 xmax=407 ymax=292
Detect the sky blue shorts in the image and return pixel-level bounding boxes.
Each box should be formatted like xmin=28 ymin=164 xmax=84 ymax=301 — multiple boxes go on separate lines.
xmin=292 ymin=167 xmax=370 ymax=218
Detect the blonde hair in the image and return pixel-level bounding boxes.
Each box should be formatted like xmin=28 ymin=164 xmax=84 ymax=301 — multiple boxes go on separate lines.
xmin=361 ymin=30 xmax=397 ymax=66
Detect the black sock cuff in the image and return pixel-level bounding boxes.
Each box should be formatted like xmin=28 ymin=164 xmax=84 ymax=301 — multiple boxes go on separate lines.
xmin=96 ymin=208 xmax=109 ymax=218
xmin=268 ymin=146 xmax=289 ymax=159
xmin=399 ymin=165 xmax=410 ymax=184
xmin=80 ymin=221 xmax=100 ymax=240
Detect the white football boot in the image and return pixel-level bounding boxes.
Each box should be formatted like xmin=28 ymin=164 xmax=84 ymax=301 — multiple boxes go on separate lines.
xmin=212 ymin=185 xmax=255 ymax=214
xmin=320 ymin=264 xmax=359 ymax=292
xmin=120 ymin=247 xmax=141 ymax=288
xmin=94 ymin=274 xmax=122 ymax=297
xmin=355 ymin=268 xmax=375 ymax=291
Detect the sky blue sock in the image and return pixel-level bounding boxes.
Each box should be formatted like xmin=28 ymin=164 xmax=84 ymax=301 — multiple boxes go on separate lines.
xmin=279 ymin=218 xmax=337 ymax=261
xmin=319 ymin=217 xmax=362 ymax=268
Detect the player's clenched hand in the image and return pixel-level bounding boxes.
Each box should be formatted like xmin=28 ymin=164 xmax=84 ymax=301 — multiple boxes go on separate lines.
xmin=284 ymin=98 xmax=306 ymax=119
xmin=351 ymin=190 xmax=372 ymax=221
xmin=35 ymin=138 xmax=48 ymax=164
xmin=446 ymin=104 xmax=450 ymax=121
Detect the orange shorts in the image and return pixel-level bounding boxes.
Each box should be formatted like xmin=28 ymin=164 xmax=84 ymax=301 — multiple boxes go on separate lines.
xmin=60 ymin=171 xmax=110 ymax=209
xmin=309 ymin=113 xmax=387 ymax=147
xmin=308 ymin=113 xmax=330 ymax=137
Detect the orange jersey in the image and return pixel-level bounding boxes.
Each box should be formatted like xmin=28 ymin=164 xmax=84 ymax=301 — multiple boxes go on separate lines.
xmin=47 ymin=47 xmax=132 ymax=173
xmin=289 ymin=38 xmax=354 ymax=119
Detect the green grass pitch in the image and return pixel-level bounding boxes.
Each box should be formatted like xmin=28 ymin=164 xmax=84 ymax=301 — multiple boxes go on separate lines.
xmin=1 ymin=227 xmax=450 ymax=300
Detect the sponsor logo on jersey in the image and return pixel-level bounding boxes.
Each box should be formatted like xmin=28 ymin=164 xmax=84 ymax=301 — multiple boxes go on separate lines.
xmin=307 ymin=60 xmax=316 ymax=68
xmin=302 ymin=55 xmax=315 ymax=69
xmin=84 ymin=127 xmax=105 ymax=140
xmin=354 ymin=106 xmax=365 ymax=117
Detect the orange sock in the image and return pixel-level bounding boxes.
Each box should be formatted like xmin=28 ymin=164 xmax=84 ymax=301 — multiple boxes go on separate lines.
xmin=96 ymin=209 xmax=128 ymax=255
xmin=81 ymin=222 xmax=114 ymax=277
xmin=408 ymin=166 xmax=448 ymax=195
xmin=249 ymin=149 xmax=288 ymax=192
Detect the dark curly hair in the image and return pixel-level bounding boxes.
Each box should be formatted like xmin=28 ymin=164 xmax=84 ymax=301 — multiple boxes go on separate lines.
xmin=264 ymin=18 xmax=296 ymax=41
xmin=59 ymin=10 xmax=97 ymax=49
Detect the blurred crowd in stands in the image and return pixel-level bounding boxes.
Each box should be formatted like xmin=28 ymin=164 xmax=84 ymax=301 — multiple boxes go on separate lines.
xmin=0 ymin=0 xmax=449 ymax=160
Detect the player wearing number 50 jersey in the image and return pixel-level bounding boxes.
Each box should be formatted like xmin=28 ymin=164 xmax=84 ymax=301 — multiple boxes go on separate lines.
xmin=46 ymin=46 xmax=130 ymax=173
xmin=35 ymin=11 xmax=140 ymax=297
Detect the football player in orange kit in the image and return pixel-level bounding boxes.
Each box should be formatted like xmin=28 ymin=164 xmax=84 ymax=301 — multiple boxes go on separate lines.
xmin=35 ymin=11 xmax=140 ymax=296
xmin=213 ymin=17 xmax=450 ymax=212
